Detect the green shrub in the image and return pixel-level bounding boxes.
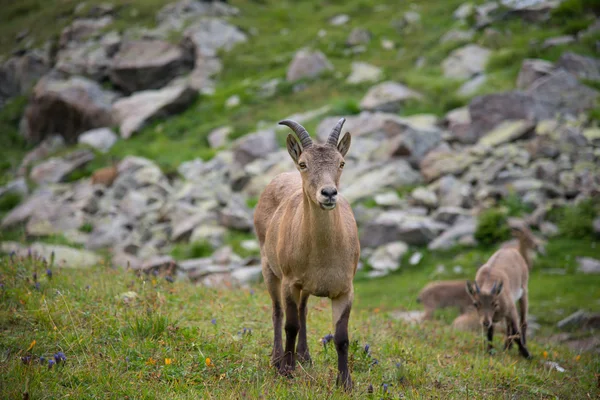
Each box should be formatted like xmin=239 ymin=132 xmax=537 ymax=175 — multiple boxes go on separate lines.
xmin=550 ymin=198 xmax=600 ymax=239
xmin=171 ymin=241 xmax=214 ymax=260
xmin=499 ymin=193 xmax=533 ymax=217
xmin=331 ymin=98 xmax=361 ymax=115
xmin=474 ymin=208 xmax=510 ymax=246
xmin=0 ymin=192 xmax=22 ymax=212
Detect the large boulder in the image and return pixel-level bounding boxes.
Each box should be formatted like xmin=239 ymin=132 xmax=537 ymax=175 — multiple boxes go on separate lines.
xmin=29 ymin=149 xmax=95 ymax=185
xmin=379 ymin=118 xmax=443 ymax=167
xmin=22 ymin=76 xmax=116 ymax=144
xmin=428 ymin=216 xmax=477 ymax=250
xmin=183 ymin=18 xmax=247 ymax=58
xmin=110 ymin=40 xmax=192 ymax=93
xmin=556 ymin=52 xmax=600 ymax=81
xmin=286 ymin=49 xmax=333 ymax=82
xmin=361 ymin=211 xmax=448 ymax=247
xmin=59 ymin=16 xmax=114 ymax=46
xmin=477 ymin=120 xmax=536 ymax=147
xmin=360 ymin=81 xmax=423 ymax=112
xmin=112 ymin=83 xmax=197 ymax=138
xmin=419 ymin=148 xmax=481 ymax=182
xmin=0 ymin=50 xmax=49 ymax=108
xmin=55 ymin=31 xmax=121 ymax=81
xmin=442 ymin=45 xmax=491 ymax=80
xmin=231 ymin=129 xmax=278 ymax=167
xmin=516 ymin=58 xmax=554 ymax=89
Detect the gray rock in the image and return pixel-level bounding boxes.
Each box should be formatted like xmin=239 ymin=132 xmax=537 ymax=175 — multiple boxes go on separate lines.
xmin=380 ymin=118 xmax=443 ymax=167
xmin=557 ymin=310 xmax=589 ymax=330
xmin=517 ymin=58 xmax=555 ymax=90
xmin=1 ymin=188 xmax=54 ymax=228
xmin=286 ymin=49 xmax=333 ymax=82
xmin=539 ymin=221 xmax=559 ymax=237
xmin=389 ymin=310 xmax=425 ymax=324
xmin=442 ymin=45 xmax=491 ymax=80
xmin=190 ymin=225 xmax=226 ymax=248
xmin=316 ymin=112 xmax=398 ymax=142
xmin=373 ymin=191 xmax=403 ymax=207
xmin=454 ymin=3 xmax=475 ymax=20
xmin=361 ymin=211 xmax=448 ymax=247
xmin=183 ymin=18 xmax=247 ymax=58
xmin=594 ymin=217 xmax=600 ymax=236
xmin=30 ymin=149 xmax=95 ymax=185
xmin=0 ymin=178 xmax=28 ymax=200
xmin=440 ymin=29 xmax=475 ymax=44
xmin=188 ymin=56 xmax=222 ymax=93
xmin=0 ymin=50 xmax=49 ymax=107
xmin=556 ymin=52 xmax=600 ymax=81
xmin=528 ymin=70 xmax=599 ymax=119
xmin=458 ymin=74 xmax=486 ymax=96
xmin=428 ymin=216 xmax=477 ymax=250
xmin=437 ymin=175 xmax=471 ymax=207
xmin=110 ymin=40 xmax=191 ymax=93
xmin=231 ymin=129 xmax=278 ymax=167
xmin=17 ymin=135 xmax=65 ymax=176
xmin=432 ymin=206 xmax=472 ymax=225
xmin=478 ymin=120 xmax=536 ymax=147
xmin=55 ymin=31 xmax=121 ymax=81
xmin=231 ymin=265 xmax=263 ymax=285
xmin=22 ymin=76 xmax=115 ymax=144
xmin=218 ymin=194 xmax=253 ymax=231
xmin=420 ymin=148 xmax=481 ymax=182
xmin=443 ymin=107 xmax=471 ymax=143
xmin=112 ymin=84 xmax=197 ymax=139
xmin=346 ymin=62 xmax=383 ymax=84
xmin=208 ymin=126 xmax=232 ymax=148
xmin=411 ymin=187 xmax=438 ymax=208
xmin=330 ymin=14 xmax=349 ymax=26
xmin=78 ymin=127 xmax=118 ymax=153
xmin=225 ymin=95 xmax=240 ymax=108
xmin=360 ymin=81 xmax=423 ymax=112
xmin=1 ymin=241 xmax=101 ymax=268
xmin=577 ymin=257 xmax=600 ymax=274
xmin=542 ymin=35 xmax=576 ymax=49
xmin=368 ymin=241 xmax=408 ymax=271
xmin=346 ymin=28 xmax=371 ymax=46
xmin=342 ymin=159 xmax=421 ymax=203
xmin=59 ymin=16 xmax=113 ymax=46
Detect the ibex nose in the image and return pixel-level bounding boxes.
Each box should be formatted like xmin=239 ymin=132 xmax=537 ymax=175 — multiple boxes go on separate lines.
xmin=320 ymin=187 xmax=337 ymax=199
xmin=482 ymin=320 xmax=491 ymax=328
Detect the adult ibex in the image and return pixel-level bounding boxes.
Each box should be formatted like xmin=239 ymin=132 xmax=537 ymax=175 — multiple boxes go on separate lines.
xmin=253 ymin=118 xmax=360 ymax=391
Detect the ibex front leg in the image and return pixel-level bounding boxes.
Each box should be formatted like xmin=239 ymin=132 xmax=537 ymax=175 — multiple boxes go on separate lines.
xmin=282 ymin=283 xmax=301 ymax=375
xmin=296 ymin=290 xmax=312 ymax=364
xmin=332 ymin=290 xmax=353 ymax=392
xmin=263 ymin=263 xmax=284 ymax=371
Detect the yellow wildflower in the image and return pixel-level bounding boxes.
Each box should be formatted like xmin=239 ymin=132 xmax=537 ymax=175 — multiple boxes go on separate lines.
xmin=27 ymin=340 xmax=36 ymax=351
xmin=575 ymin=355 xmax=581 ymax=362
xmin=542 ymin=351 xmax=548 ymax=359
xmin=206 ymin=357 xmax=214 ymax=367
xmin=165 ymin=358 xmax=173 ymax=365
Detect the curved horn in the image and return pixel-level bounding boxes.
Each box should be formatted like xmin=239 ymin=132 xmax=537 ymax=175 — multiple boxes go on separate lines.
xmin=475 ymin=282 xmax=481 ymax=294
xmin=491 ymin=282 xmax=497 ymax=295
xmin=327 ymin=117 xmax=346 ymax=146
xmin=278 ymin=119 xmax=312 ymax=149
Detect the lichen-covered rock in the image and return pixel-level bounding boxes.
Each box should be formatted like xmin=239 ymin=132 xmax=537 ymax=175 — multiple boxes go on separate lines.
xmin=442 ymin=45 xmax=491 ymax=80
xmin=360 ymin=81 xmax=423 ymax=112
xmin=286 ymin=49 xmax=333 ymax=82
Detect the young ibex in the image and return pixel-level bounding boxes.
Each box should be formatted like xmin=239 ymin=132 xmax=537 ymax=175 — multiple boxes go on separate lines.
xmin=417 ymin=279 xmax=473 ymax=320
xmin=501 ymin=219 xmax=546 ymax=271
xmin=91 ymin=158 xmax=120 ymax=187
xmin=465 ymin=246 xmax=532 ymax=359
xmin=253 ymin=118 xmax=360 ymax=391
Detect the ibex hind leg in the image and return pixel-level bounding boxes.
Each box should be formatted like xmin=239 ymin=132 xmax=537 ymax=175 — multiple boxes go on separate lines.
xmin=262 ymin=262 xmax=284 ymax=371
xmin=296 ymin=290 xmax=312 ymax=365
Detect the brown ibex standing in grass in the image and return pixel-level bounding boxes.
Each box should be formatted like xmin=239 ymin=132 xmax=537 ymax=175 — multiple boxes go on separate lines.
xmin=465 ymin=239 xmax=532 ymax=359
xmin=253 ymin=118 xmax=360 ymax=391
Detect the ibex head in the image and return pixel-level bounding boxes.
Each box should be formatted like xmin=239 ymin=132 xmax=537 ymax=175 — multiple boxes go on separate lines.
xmin=466 ymin=280 xmax=503 ymax=329
xmin=279 ymin=118 xmax=351 ymax=211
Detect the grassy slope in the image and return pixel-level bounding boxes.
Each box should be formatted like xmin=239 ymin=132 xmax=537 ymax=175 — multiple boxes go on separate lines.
xmin=1 ymin=247 xmax=599 ymax=399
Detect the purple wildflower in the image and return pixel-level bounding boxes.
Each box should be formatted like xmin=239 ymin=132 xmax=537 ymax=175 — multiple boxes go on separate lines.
xmin=371 ymin=358 xmax=379 ymax=366
xmin=54 ymin=352 xmax=66 ymax=363
xmin=34 ymin=282 xmax=40 ymax=291
xmin=395 ymin=361 xmax=402 ymax=368
xmin=382 ymin=383 xmax=389 ymax=393
xmin=21 ymin=355 xmax=32 ymax=364
xmin=39 ymin=356 xmax=46 ymax=364
xmin=367 ymin=384 xmax=374 ymax=394
xmin=321 ymin=333 xmax=334 ymax=345
xmin=46 ymin=269 xmax=53 ymax=279
xmin=211 ymin=319 xmax=216 ymax=325
xmin=33 ymin=272 xmax=38 ymax=282
xmin=0 ymin=283 xmax=4 ymax=290
xmin=364 ymin=344 xmax=370 ymax=354
xmin=85 ymin=285 xmax=90 ymax=290
xmin=27 ymin=248 xmax=32 ymax=259
xmin=165 ymin=276 xmax=174 ymax=283
xmin=249 ymin=289 xmax=255 ymax=295
xmin=242 ymin=328 xmax=252 ymax=335
xmin=152 ymin=269 xmax=159 ymax=276
xmin=126 ymin=357 xmax=130 ymax=363
xmin=48 ymin=359 xmax=56 ymax=369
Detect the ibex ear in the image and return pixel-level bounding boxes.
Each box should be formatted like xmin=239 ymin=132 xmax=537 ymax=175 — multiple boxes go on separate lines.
xmin=337 ymin=132 xmax=351 ymax=157
xmin=286 ymin=134 xmax=302 ymax=164
xmin=466 ymin=281 xmax=477 ymax=298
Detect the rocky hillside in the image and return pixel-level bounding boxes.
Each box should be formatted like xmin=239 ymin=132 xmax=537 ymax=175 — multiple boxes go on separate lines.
xmin=1 ymin=0 xmax=600 ymax=287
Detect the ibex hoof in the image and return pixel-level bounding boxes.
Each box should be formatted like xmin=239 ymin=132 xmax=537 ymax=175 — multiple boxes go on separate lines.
xmin=336 ymin=375 xmax=353 ymax=392
xmin=297 ymin=352 xmax=312 ymax=365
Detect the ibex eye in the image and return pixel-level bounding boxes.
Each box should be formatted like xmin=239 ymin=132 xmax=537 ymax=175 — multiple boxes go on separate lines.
xmin=299 ymin=162 xmax=307 ymax=169
xmin=339 ymin=162 xmax=345 ymax=168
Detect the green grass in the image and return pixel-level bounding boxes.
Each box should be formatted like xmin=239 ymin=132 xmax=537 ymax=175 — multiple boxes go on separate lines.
xmin=1 ymin=235 xmax=599 ymax=399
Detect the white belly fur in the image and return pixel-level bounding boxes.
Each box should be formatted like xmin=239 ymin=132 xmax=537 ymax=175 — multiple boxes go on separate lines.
xmin=512 ymin=288 xmax=523 ymax=302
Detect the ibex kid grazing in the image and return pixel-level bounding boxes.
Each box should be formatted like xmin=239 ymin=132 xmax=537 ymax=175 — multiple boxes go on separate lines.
xmin=465 ymin=245 xmax=532 ymax=359
xmin=253 ymin=118 xmax=360 ymax=391
xmin=417 ymin=279 xmax=473 ymax=320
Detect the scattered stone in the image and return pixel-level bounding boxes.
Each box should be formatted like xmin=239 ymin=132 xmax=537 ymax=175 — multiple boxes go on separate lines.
xmin=420 ymin=148 xmax=480 ymax=182
xmin=59 ymin=16 xmax=113 ymax=46
xmin=442 ymin=45 xmax=491 ymax=80
xmin=374 ymin=191 xmax=403 ymax=207
xmin=594 ymin=217 xmax=600 ymax=236
xmin=0 ymin=178 xmax=28 ymax=200
xmin=542 ymin=35 xmax=576 ymax=49
xmin=231 ymin=265 xmax=263 ymax=285
xmin=440 ymin=29 xmax=475 ymax=44
xmin=286 ymin=49 xmax=333 ymax=82
xmin=557 ymin=310 xmax=590 ymax=330
xmin=346 ymin=62 xmax=383 ymax=84
xmin=22 ymin=76 xmax=115 ymax=144
xmin=231 ymin=129 xmax=278 ymax=167
xmin=361 ymin=211 xmax=447 ymax=247
xmin=110 ymin=40 xmax=191 ymax=93
xmin=78 ymin=127 xmax=118 ymax=153
xmin=112 ymin=84 xmax=197 ymax=139
xmin=443 ymin=107 xmax=471 ymax=143
xmin=225 ymin=95 xmax=240 ymax=108
xmin=30 ymin=150 xmax=95 ymax=185
xmin=409 ymin=251 xmax=423 ymax=265
xmin=330 ymin=14 xmax=349 ymax=26
xmin=517 ymin=58 xmax=554 ymax=89
xmin=577 ymin=257 xmax=600 ymax=274
xmin=539 ymin=221 xmax=559 ymax=237
xmin=389 ymin=310 xmax=425 ymax=324
xmin=438 ymin=175 xmax=471 ymax=208
xmin=478 ymin=120 xmax=536 ymax=147
xmin=0 ymin=241 xmax=101 ymax=268
xmin=411 ymin=187 xmax=438 ymax=208
xmin=556 ymin=52 xmax=600 ymax=81
xmin=432 ymin=207 xmax=472 ymax=225
xmin=0 ymin=50 xmax=49 ymax=107
xmin=454 ymin=3 xmax=475 ymax=20
xmin=360 ymin=81 xmax=423 ymax=112
xmin=381 ymin=39 xmax=395 ymax=50
xmin=346 ymin=28 xmax=371 ymax=46
xmin=583 ymin=128 xmax=600 ymax=143
xmin=428 ymin=216 xmax=477 ymax=250
xmin=368 ymin=241 xmax=408 ymax=271
xmin=458 ymin=74 xmax=487 ymax=96
xmin=183 ymin=18 xmax=247 ymax=58
xmin=208 ymin=126 xmax=233 ymax=148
